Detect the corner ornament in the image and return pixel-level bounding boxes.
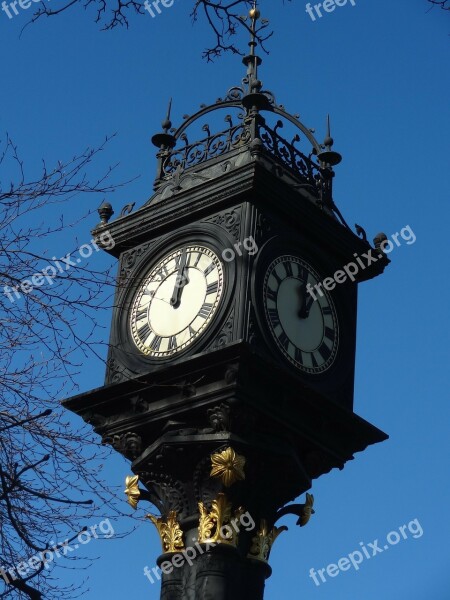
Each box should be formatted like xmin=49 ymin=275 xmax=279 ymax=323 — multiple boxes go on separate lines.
xmin=274 ymin=493 xmax=315 ymax=527
xmin=124 ymin=475 xmax=141 ymax=509
xmin=247 ymin=519 xmax=288 ymax=563
xmin=198 ymin=493 xmax=244 ymax=546
xmin=147 ymin=511 xmax=185 ymax=553
xmin=210 ymin=447 xmax=246 ymax=487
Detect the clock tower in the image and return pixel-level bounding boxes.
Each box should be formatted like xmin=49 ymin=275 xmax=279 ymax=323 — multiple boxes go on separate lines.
xmin=64 ymin=7 xmax=389 ymax=599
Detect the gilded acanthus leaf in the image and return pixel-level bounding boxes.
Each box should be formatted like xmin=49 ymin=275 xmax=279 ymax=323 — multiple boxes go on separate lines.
xmin=210 ymin=447 xmax=246 ymax=487
xmin=147 ymin=511 xmax=185 ymax=553
xmin=248 ymin=519 xmax=288 ymax=562
xmin=198 ymin=493 xmax=243 ymax=546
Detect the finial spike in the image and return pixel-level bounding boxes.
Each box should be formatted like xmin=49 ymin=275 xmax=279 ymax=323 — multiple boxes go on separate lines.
xmin=324 ymin=114 xmax=333 ymax=148
xmin=162 ymin=98 xmax=172 ymax=132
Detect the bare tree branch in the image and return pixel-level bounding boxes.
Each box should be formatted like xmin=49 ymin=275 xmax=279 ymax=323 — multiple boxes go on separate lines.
xmin=25 ymin=0 xmax=273 ymax=59
xmin=0 ymin=135 xmax=134 ymax=600
xmin=427 ymin=0 xmax=449 ymax=9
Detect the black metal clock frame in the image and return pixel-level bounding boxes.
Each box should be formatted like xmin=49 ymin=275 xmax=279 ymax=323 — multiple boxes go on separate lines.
xmin=63 ymin=8 xmax=390 ymax=599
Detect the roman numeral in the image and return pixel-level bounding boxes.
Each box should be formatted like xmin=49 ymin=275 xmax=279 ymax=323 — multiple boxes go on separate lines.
xmin=322 ymin=306 xmax=332 ymax=316
xmin=188 ymin=325 xmax=197 ymax=337
xmin=324 ymin=326 xmax=335 ymax=343
xmin=295 ymin=347 xmax=304 ymax=365
xmin=154 ymin=265 xmax=169 ymax=281
xmin=266 ymin=288 xmax=277 ymax=302
xmin=135 ymin=307 xmax=147 ymax=321
xmin=198 ymin=302 xmax=213 ymax=319
xmin=203 ymin=262 xmax=215 ymax=276
xmin=150 ymin=335 xmax=162 ymax=351
xmin=272 ymin=269 xmax=283 ymax=285
xmin=168 ymin=336 xmax=178 ymax=351
xmin=268 ymin=308 xmax=280 ymax=327
xmin=137 ymin=323 xmax=151 ymax=343
xmin=194 ymin=253 xmax=202 ymax=267
xmin=278 ymin=330 xmax=289 ymax=351
xmin=206 ymin=281 xmax=219 ymax=296
xmin=297 ymin=266 xmax=308 ymax=282
xmin=283 ymin=261 xmax=293 ymax=277
xmin=318 ymin=342 xmax=332 ymax=363
xmin=311 ymin=353 xmax=319 ymax=369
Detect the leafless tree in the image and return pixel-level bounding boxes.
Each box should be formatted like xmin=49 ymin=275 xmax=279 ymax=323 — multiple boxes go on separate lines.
xmin=0 ymin=134 xmax=132 ymax=599
xmin=26 ymin=0 xmax=271 ymax=60
xmin=427 ymin=0 xmax=449 ymax=9
xmin=25 ymin=0 xmax=447 ymax=59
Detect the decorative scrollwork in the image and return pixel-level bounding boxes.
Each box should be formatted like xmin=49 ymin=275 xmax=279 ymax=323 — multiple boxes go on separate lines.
xmin=205 ymin=208 xmax=241 ymax=240
xmin=120 ymin=242 xmax=152 ymax=280
xmin=259 ymin=123 xmax=319 ymax=186
xmin=163 ymin=124 xmax=248 ymax=175
xmin=119 ymin=202 xmax=135 ymax=217
xmin=225 ymin=85 xmax=246 ymax=102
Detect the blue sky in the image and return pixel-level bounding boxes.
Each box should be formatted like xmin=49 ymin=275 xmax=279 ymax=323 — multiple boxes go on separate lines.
xmin=1 ymin=0 xmax=449 ymax=598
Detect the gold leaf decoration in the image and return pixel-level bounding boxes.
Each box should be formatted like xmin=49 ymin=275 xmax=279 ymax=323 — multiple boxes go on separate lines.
xmin=299 ymin=493 xmax=315 ymax=527
xmin=124 ymin=475 xmax=140 ymax=510
xmin=147 ymin=511 xmax=185 ymax=553
xmin=210 ymin=447 xmax=246 ymax=487
xmin=248 ymin=519 xmax=288 ymax=563
xmin=198 ymin=493 xmax=244 ymax=546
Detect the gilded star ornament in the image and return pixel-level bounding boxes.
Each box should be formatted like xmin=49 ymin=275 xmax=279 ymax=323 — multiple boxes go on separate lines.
xmin=124 ymin=475 xmax=140 ymax=510
xmin=210 ymin=447 xmax=246 ymax=487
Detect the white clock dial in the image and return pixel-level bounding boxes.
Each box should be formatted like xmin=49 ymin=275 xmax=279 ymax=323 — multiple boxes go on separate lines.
xmin=263 ymin=255 xmax=338 ymax=374
xmin=130 ymin=245 xmax=224 ymax=356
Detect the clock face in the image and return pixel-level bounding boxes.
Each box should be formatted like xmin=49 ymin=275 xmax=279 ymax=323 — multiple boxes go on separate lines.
xmin=130 ymin=245 xmax=224 ymax=357
xmin=263 ymin=255 xmax=339 ymax=374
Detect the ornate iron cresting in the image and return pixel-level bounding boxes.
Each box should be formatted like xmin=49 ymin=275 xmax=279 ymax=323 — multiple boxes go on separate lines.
xmin=150 ymin=5 xmax=343 ymax=219
xmin=163 ymin=123 xmax=250 ymax=175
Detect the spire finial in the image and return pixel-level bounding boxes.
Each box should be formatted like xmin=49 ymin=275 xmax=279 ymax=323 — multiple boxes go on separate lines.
xmin=162 ymin=98 xmax=172 ymax=133
xmin=249 ymin=0 xmax=261 ymax=57
xmin=324 ymin=114 xmax=333 ymax=147
xmin=317 ymin=114 xmax=342 ymax=167
xmin=242 ymin=0 xmax=267 ymax=95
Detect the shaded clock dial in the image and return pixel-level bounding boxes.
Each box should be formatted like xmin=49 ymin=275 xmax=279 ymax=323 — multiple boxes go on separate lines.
xmin=130 ymin=245 xmax=224 ymax=357
xmin=263 ymin=255 xmax=339 ymax=374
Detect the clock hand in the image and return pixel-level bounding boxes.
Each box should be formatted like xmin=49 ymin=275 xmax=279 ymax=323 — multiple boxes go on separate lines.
xmin=170 ymin=248 xmax=189 ymax=307
xmin=298 ymin=279 xmax=314 ymax=319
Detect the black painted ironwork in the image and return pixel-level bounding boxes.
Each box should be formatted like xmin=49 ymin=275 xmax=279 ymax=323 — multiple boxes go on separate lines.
xmin=150 ymin=2 xmax=344 ymax=221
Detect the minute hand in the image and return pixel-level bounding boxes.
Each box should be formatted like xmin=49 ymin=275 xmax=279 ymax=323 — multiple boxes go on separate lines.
xmin=298 ymin=279 xmax=314 ymax=319
xmin=170 ymin=250 xmax=189 ymax=307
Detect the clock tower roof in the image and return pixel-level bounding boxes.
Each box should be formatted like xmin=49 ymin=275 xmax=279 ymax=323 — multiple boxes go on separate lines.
xmin=147 ymin=3 xmax=347 ymax=226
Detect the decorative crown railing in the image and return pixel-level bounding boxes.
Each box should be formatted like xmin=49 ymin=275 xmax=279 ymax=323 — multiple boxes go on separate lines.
xmin=157 ymin=116 xmax=323 ymax=194
xmin=162 ymin=123 xmax=250 ymax=175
